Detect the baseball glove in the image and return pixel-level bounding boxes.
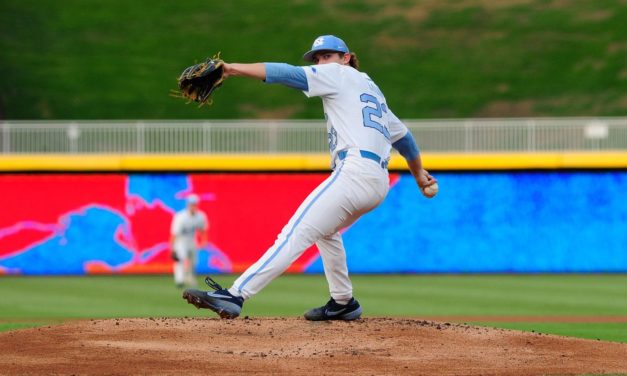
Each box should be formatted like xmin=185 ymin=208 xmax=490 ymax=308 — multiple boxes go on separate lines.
xmin=171 ymin=251 xmax=180 ymax=262
xmin=173 ymin=53 xmax=225 ymax=107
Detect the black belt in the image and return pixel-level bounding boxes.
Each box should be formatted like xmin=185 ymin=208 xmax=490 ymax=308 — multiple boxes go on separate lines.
xmin=337 ymin=149 xmax=388 ymax=169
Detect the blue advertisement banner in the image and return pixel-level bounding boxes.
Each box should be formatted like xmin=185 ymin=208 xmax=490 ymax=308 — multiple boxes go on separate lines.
xmin=307 ymin=171 xmax=627 ymax=273
xmin=1 ymin=171 xmax=625 ymax=275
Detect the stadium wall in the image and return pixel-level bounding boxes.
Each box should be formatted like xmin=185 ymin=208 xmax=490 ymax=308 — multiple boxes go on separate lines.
xmin=1 ymin=152 xmax=625 ymax=275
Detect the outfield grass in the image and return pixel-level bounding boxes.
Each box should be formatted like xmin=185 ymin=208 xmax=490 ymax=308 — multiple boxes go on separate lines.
xmin=473 ymin=322 xmax=627 ymax=343
xmin=1 ymin=274 xmax=626 ymax=342
xmin=1 ymin=0 xmax=627 ymax=119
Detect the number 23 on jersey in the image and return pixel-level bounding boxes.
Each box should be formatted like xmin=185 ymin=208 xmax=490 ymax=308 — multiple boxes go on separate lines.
xmin=360 ymin=93 xmax=390 ymax=139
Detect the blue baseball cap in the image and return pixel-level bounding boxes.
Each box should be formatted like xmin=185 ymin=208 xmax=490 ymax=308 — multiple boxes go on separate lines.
xmin=303 ymin=35 xmax=349 ymax=62
xmin=186 ymin=194 xmax=199 ymax=205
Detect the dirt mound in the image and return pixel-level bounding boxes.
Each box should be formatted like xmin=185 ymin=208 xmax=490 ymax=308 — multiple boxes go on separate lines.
xmin=0 ymin=317 xmax=626 ymax=375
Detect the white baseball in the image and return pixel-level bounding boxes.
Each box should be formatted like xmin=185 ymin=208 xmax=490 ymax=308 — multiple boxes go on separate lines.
xmin=422 ymin=182 xmax=438 ymax=198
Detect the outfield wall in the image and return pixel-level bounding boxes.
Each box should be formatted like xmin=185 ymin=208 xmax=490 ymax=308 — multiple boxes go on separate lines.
xmin=1 ymin=153 xmax=626 ymax=275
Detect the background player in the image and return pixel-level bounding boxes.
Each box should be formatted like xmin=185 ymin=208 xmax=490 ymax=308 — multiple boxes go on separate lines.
xmin=183 ymin=35 xmax=436 ymax=319
xmin=170 ymin=194 xmax=208 ymax=288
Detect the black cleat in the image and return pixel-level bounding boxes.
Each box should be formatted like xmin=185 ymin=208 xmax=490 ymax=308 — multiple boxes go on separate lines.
xmin=182 ymin=277 xmax=244 ymax=319
xmin=304 ymin=297 xmax=362 ymax=321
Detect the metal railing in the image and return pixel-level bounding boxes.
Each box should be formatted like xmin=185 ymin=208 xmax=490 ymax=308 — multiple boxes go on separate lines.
xmin=1 ymin=118 xmax=626 ymax=154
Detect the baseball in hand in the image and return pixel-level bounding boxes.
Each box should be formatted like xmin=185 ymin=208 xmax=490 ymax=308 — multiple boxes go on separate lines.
xmin=421 ymin=182 xmax=438 ymax=198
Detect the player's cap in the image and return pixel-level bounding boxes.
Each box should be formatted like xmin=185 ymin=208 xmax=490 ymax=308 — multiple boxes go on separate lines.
xmin=186 ymin=194 xmax=199 ymax=205
xmin=303 ymin=35 xmax=349 ymax=62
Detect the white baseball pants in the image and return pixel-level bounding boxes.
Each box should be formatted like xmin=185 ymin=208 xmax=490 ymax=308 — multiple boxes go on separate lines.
xmin=173 ymin=246 xmax=198 ymax=287
xmin=231 ymin=152 xmax=389 ymax=302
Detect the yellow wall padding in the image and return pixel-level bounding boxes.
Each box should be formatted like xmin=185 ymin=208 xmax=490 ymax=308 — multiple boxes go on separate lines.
xmin=0 ymin=152 xmax=625 ymax=171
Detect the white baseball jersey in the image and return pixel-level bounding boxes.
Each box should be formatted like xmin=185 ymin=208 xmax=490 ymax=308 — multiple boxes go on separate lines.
xmin=301 ymin=63 xmax=409 ymax=163
xmin=171 ymin=209 xmax=208 ymax=250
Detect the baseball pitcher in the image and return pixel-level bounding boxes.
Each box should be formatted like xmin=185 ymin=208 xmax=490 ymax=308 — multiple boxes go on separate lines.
xmin=180 ymin=35 xmax=437 ymax=320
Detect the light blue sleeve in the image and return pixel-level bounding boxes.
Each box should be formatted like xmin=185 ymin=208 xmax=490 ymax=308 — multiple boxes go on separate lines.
xmin=392 ymin=131 xmax=420 ymax=161
xmin=264 ymin=63 xmax=309 ymax=91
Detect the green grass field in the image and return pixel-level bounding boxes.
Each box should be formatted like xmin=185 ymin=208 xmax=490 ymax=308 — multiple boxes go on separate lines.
xmin=1 ymin=274 xmax=626 ymax=343
xmin=1 ymin=0 xmax=627 ymax=120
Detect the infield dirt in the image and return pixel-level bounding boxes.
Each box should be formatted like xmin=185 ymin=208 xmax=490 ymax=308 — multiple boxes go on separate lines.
xmin=0 ymin=317 xmax=626 ymax=375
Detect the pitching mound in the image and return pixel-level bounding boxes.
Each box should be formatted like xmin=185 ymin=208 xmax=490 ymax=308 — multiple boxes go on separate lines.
xmin=1 ymin=317 xmax=626 ymax=375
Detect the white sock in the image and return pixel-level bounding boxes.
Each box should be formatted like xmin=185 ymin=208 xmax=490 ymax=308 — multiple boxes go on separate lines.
xmin=228 ymin=287 xmax=242 ymax=298
xmin=173 ymin=262 xmax=184 ymax=285
xmin=334 ymin=297 xmax=351 ymax=305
